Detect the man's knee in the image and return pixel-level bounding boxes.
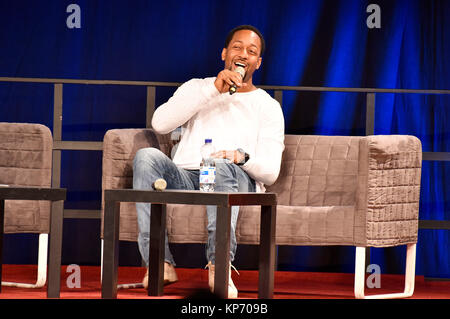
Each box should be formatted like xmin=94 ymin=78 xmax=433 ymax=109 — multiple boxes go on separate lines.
xmin=215 ymin=161 xmax=237 ymax=176
xmin=134 ymin=147 xmax=165 ymax=167
xmin=214 ymin=161 xmax=238 ymax=191
xmin=215 ymin=161 xmax=255 ymax=193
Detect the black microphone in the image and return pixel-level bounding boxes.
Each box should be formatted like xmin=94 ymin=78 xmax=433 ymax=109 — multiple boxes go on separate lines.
xmin=229 ymin=66 xmax=246 ymax=95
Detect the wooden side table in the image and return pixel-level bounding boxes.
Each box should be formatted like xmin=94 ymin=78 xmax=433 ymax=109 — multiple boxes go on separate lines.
xmin=0 ymin=186 xmax=66 ymax=298
xmin=101 ymin=189 xmax=277 ymax=299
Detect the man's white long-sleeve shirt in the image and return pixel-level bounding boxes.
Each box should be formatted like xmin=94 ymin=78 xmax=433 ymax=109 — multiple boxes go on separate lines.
xmin=151 ymin=77 xmax=285 ymax=192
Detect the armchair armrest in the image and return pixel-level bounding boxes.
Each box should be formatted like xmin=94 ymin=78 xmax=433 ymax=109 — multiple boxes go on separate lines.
xmin=101 ymin=128 xmax=175 ymax=241
xmin=355 ymin=135 xmax=422 ymax=247
xmin=102 ymin=129 xmax=161 ymax=190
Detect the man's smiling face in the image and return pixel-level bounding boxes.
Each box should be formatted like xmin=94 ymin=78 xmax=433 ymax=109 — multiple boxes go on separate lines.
xmin=221 ymin=29 xmax=262 ymax=83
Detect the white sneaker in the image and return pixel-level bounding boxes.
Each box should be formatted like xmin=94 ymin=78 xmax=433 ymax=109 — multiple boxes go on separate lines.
xmin=142 ymin=262 xmax=178 ymax=289
xmin=205 ymin=261 xmax=238 ymax=298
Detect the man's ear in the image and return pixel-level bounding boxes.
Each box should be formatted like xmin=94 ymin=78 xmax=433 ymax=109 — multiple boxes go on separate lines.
xmin=256 ymin=57 xmax=262 ymax=70
xmin=221 ymin=48 xmax=227 ymax=61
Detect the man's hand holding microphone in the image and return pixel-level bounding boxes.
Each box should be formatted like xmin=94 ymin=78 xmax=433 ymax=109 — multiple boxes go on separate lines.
xmin=214 ymin=65 xmax=246 ymax=94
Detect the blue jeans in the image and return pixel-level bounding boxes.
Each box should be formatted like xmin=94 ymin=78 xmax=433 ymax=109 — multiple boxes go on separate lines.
xmin=132 ymin=147 xmax=256 ymax=267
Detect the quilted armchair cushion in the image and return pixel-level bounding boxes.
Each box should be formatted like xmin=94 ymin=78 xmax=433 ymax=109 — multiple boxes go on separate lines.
xmin=267 ymin=135 xmax=359 ymax=207
xmin=0 ymin=122 xmax=53 ymax=233
xmin=234 ymin=135 xmax=361 ymax=246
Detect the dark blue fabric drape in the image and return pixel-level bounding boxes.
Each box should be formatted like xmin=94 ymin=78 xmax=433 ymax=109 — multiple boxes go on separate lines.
xmin=0 ymin=0 xmax=448 ymax=278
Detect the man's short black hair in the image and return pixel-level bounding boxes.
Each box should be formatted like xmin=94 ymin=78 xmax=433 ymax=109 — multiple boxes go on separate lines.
xmin=224 ymin=25 xmax=265 ymax=56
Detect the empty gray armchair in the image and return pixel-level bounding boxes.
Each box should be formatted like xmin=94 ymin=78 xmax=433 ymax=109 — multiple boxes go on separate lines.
xmin=0 ymin=122 xmax=53 ymax=288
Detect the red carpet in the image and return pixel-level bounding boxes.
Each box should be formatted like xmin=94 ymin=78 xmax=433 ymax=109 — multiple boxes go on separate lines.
xmin=0 ymin=264 xmax=449 ymax=299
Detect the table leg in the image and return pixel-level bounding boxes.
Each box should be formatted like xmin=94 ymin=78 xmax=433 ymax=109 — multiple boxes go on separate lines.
xmin=0 ymin=200 xmax=4 ymax=293
xmin=149 ymin=203 xmax=166 ymax=296
xmin=101 ymin=200 xmax=120 ymax=299
xmin=47 ymin=200 xmax=64 ymax=298
xmin=258 ymin=205 xmax=276 ymax=299
xmin=214 ymin=205 xmax=231 ymax=298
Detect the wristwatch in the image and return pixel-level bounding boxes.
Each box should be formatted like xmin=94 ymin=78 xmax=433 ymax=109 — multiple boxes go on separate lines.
xmin=236 ymin=148 xmax=249 ymax=166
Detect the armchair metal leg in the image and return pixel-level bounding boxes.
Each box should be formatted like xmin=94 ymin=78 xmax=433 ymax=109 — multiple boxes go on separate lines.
xmin=1 ymin=233 xmax=48 ymax=288
xmin=354 ymin=243 xmax=416 ymax=299
xmin=100 ymin=239 xmax=144 ymax=289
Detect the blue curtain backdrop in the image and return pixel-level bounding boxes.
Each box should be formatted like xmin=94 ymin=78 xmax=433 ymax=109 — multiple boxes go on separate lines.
xmin=0 ymin=0 xmax=448 ymax=278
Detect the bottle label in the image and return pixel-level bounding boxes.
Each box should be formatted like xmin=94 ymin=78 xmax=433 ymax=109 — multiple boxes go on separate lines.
xmin=199 ymin=166 xmax=216 ymax=184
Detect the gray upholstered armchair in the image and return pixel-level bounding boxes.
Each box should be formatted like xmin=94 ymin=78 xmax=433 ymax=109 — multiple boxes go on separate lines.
xmin=101 ymin=128 xmax=422 ymax=298
xmin=0 ymin=122 xmax=53 ymax=288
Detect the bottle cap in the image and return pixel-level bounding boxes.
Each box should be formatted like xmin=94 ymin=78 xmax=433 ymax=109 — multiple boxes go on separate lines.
xmin=205 ymin=139 xmax=212 ymax=143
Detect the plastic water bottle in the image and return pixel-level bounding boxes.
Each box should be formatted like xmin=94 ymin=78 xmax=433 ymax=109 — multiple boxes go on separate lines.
xmin=199 ymin=139 xmax=216 ymax=192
